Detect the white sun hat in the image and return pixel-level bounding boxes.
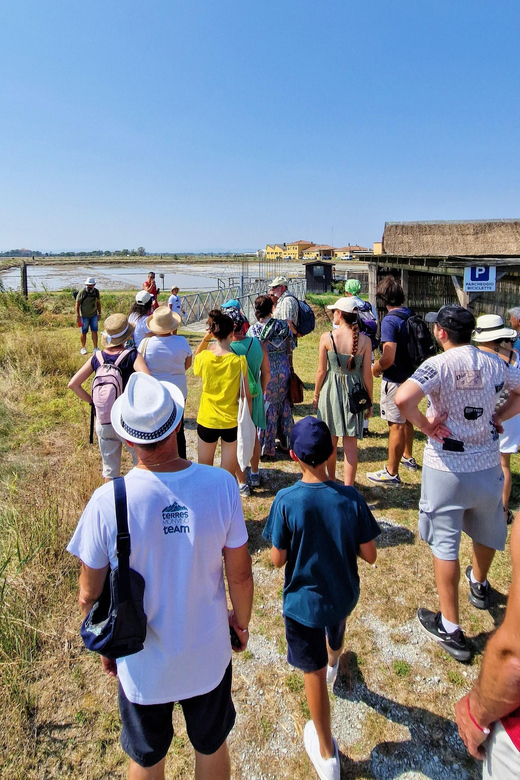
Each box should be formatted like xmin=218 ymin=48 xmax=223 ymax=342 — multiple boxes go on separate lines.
xmin=326 ymin=297 xmax=360 ymax=314
xmin=111 ymin=373 xmax=185 ymax=444
xmin=84 ymin=277 xmax=96 ymax=286
xmin=472 ymin=314 xmax=517 ymax=343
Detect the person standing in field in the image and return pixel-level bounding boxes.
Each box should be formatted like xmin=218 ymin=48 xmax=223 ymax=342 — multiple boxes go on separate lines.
xmin=168 ymin=286 xmax=185 ymax=318
xmin=508 ymin=306 xmax=520 ymax=352
xmin=344 ymin=278 xmax=378 ymax=437
xmin=270 ymin=276 xmax=299 ymax=338
xmin=367 ymin=275 xmax=417 ymax=486
xmin=75 ymin=277 xmax=102 ymax=355
xmin=143 ymin=271 xmax=159 ymax=310
xmin=67 ymin=373 xmax=253 ymax=780
xmin=395 ymin=305 xmax=520 ymax=663
xmin=128 ymin=290 xmax=154 ymax=348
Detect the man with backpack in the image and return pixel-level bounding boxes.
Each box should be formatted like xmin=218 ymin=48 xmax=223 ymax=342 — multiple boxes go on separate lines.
xmin=270 ymin=276 xmax=315 ymax=339
xmin=367 ymin=276 xmax=418 ymax=486
xmin=75 ymin=277 xmax=102 ymax=355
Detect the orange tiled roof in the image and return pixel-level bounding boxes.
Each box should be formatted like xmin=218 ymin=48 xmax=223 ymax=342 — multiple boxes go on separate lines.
xmin=287 ymin=240 xmax=314 ymax=246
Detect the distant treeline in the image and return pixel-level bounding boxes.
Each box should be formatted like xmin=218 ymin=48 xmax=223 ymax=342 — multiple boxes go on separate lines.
xmin=0 ymin=247 xmax=147 ymax=258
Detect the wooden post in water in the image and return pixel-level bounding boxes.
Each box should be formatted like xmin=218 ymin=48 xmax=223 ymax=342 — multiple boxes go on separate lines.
xmin=20 ymin=261 xmax=28 ymax=298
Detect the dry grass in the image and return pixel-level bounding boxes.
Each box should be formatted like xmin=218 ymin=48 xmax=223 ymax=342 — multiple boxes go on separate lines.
xmin=0 ymin=296 xmax=515 ymax=778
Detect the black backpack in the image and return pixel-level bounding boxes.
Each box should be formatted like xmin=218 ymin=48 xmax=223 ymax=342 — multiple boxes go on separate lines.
xmin=357 ymin=300 xmax=379 ymax=350
xmin=393 ymin=311 xmax=436 ymax=369
xmin=286 ymin=294 xmax=316 ymax=336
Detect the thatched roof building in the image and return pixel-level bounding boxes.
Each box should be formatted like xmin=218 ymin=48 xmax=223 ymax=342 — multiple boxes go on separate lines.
xmin=383 ymin=219 xmax=520 ymax=257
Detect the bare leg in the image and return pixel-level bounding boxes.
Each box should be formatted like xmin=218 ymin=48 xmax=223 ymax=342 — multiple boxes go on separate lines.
xmin=250 ymin=435 xmax=261 ymax=474
xmin=342 ymin=436 xmax=358 ymax=486
xmin=236 ymin=464 xmax=247 ymax=484
xmin=195 ymin=741 xmax=230 ymax=780
xmin=433 ymin=556 xmax=460 ymax=625
xmin=220 ymin=439 xmax=238 ymax=476
xmin=129 ymin=758 xmax=165 ymax=780
xmin=80 ymin=332 xmax=87 ymax=350
xmin=326 ymin=636 xmax=343 ymax=668
xmin=303 ymin=668 xmax=334 ymax=759
xmin=387 ymin=421 xmax=406 ymax=475
xmin=472 ymin=542 xmax=496 ymax=584
xmin=198 ymin=437 xmax=218 ymax=467
xmin=501 ymin=452 xmax=512 ymax=513
xmin=92 ymin=330 xmax=99 ymax=349
xmin=403 ymin=420 xmax=414 ymax=460
xmin=327 ymin=435 xmax=338 ymax=481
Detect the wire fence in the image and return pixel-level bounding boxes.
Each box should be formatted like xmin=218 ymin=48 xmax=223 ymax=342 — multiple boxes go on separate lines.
xmin=181 ymin=278 xmax=307 ymax=325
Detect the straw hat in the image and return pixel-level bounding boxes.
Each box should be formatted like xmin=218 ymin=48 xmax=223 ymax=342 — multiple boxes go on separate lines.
xmin=326 ymin=297 xmax=360 ymax=314
xmin=100 ymin=314 xmax=134 ymax=347
xmin=146 ymin=306 xmax=181 ymax=334
xmin=472 ymin=314 xmax=516 ymax=343
xmin=111 ymin=373 xmax=184 ymax=445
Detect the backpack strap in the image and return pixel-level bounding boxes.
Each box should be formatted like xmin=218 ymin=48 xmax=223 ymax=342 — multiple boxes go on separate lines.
xmin=113 ymin=477 xmax=131 ymax=601
xmin=113 ymin=348 xmax=132 ymax=367
xmin=96 ymin=351 xmax=105 ymax=366
xmin=140 ymin=337 xmax=150 ymax=358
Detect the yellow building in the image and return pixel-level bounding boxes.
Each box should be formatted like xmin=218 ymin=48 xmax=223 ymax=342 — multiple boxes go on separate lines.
xmin=302 ymin=244 xmax=335 ymax=260
xmin=283 ymin=240 xmax=314 ymax=260
xmin=333 ymin=245 xmax=369 ymax=259
xmin=265 ymin=243 xmax=286 ymax=260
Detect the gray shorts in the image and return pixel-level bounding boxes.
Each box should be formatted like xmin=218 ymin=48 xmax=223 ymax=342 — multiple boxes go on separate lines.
xmin=419 ymin=465 xmax=506 ymax=560
xmin=483 ymin=720 xmax=520 ymax=780
xmin=380 ymin=380 xmax=406 ymax=424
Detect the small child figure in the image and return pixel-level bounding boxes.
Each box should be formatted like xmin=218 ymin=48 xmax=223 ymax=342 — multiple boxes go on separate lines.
xmin=263 ymin=417 xmax=380 ymax=780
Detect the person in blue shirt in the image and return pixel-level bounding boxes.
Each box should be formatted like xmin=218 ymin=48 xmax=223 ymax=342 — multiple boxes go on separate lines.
xmin=508 ymin=307 xmax=520 ymax=353
xmin=263 ymin=417 xmax=380 ymax=780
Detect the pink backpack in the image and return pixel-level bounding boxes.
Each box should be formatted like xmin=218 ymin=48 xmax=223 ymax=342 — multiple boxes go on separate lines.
xmin=91 ymin=350 xmax=131 ymax=425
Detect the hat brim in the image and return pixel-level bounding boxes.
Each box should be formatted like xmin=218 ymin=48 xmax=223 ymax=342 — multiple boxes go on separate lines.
xmin=424 ymin=312 xmax=439 ymax=323
xmin=111 ymin=378 xmax=185 ymax=445
xmin=101 ymin=322 xmax=134 ymax=348
xmin=146 ymin=311 xmax=182 ymax=334
xmin=472 ymin=327 xmax=517 ymax=343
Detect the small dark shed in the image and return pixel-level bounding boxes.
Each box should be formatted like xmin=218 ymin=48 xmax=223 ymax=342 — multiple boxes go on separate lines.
xmin=304 ymin=260 xmax=334 ymax=293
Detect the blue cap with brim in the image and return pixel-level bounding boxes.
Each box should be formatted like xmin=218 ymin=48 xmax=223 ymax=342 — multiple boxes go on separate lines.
xmin=290 ymin=417 xmax=333 ymax=467
xmin=222 ymin=299 xmax=240 ymax=309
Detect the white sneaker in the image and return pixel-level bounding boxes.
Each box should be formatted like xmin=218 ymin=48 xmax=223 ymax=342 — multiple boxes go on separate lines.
xmin=303 ymin=721 xmax=340 ymax=780
xmin=80 ymin=347 xmax=87 ymax=355
xmin=326 ymin=661 xmax=339 ymax=686
xmin=238 ymin=483 xmax=251 ymax=497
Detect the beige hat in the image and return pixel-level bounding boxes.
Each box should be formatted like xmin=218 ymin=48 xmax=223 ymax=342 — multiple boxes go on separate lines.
xmin=101 ymin=314 xmax=134 ymax=347
xmin=146 ymin=305 xmax=181 ymax=334
xmin=472 ymin=314 xmax=516 ymax=343
xmin=270 ymin=276 xmax=289 ymax=288
xmin=326 ymin=297 xmax=360 ymax=314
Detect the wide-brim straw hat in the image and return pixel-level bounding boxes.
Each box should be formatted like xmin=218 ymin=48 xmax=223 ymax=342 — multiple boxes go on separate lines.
xmin=146 ymin=305 xmax=181 ymax=334
xmin=111 ymin=373 xmax=185 ymax=445
xmin=101 ymin=314 xmax=134 ymax=347
xmin=326 ymin=297 xmax=360 ymax=314
xmin=472 ymin=314 xmax=517 ymax=343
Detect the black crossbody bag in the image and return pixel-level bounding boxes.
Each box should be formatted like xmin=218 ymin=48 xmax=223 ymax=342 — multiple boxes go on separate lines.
xmin=80 ymin=477 xmax=147 ymax=660
xmin=329 ymin=332 xmax=372 ymax=416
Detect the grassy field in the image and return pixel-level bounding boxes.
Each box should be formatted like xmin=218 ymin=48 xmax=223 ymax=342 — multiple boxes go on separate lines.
xmin=0 ymin=291 xmax=516 ymax=779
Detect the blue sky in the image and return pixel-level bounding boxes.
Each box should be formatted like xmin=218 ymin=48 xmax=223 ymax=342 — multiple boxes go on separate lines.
xmin=1 ymin=1 xmax=519 ymax=252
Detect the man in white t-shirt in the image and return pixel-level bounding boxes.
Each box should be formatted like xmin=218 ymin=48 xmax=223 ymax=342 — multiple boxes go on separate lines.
xmin=396 ymin=305 xmax=520 ymax=663
xmin=67 ymin=373 xmax=253 ymax=780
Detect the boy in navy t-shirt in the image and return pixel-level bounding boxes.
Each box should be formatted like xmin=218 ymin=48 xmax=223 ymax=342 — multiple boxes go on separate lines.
xmin=263 ymin=417 xmax=380 ymax=780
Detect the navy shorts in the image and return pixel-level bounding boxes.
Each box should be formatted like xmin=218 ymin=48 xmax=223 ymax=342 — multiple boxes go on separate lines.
xmin=197 ymin=424 xmax=238 ymax=444
xmin=284 ymin=615 xmax=347 ymax=672
xmin=118 ymin=662 xmax=236 ymax=768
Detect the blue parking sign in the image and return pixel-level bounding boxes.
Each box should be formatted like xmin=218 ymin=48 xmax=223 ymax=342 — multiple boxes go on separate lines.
xmin=464 ymin=266 xmax=496 ymax=291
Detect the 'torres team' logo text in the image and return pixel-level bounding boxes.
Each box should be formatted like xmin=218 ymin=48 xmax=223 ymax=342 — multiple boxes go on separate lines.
xmin=162 ymin=501 xmax=190 ymax=535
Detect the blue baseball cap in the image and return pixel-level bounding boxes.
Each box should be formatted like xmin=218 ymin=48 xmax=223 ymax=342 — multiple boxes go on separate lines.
xmin=290 ymin=417 xmax=333 ymax=467
xmin=222 ymin=299 xmax=240 ymax=309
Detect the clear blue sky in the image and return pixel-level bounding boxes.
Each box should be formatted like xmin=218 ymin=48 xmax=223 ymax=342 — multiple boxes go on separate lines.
xmin=2 ymin=1 xmax=519 ymax=252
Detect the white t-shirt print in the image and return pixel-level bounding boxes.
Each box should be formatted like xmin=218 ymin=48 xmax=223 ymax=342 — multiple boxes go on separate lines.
xmin=409 ymin=345 xmax=520 ymax=472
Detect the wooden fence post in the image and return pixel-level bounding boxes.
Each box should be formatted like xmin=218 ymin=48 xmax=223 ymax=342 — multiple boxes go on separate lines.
xmin=20 ymin=261 xmax=28 ymax=298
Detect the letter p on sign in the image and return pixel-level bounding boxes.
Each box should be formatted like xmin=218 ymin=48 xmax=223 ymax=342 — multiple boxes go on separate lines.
xmin=470 ymin=267 xmax=489 ymax=281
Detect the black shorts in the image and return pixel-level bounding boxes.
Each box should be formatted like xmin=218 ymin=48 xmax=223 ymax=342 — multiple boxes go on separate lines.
xmin=197 ymin=424 xmax=238 ymax=444
xmin=118 ymin=662 xmax=236 ymax=767
xmin=285 ymin=615 xmax=347 ymax=672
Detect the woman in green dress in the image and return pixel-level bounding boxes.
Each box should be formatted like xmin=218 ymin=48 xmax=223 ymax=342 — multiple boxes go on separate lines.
xmin=313 ymin=297 xmax=373 ymax=485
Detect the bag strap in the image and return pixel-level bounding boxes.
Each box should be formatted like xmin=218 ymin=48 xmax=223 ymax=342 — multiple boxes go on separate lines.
xmin=113 ymin=477 xmax=131 ymax=601
xmin=140 ymin=337 xmax=150 ymax=358
xmin=96 ymin=351 xmax=105 ymax=367
xmin=113 ymin=348 xmax=132 ymax=367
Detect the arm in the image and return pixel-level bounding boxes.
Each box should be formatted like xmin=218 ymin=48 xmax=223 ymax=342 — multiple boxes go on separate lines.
xmin=271 ymin=546 xmax=287 ymax=568
xmin=313 ymin=333 xmax=329 ymax=410
xmin=223 ymin=543 xmax=253 ymax=651
xmin=133 ymin=353 xmax=151 ymax=375
xmin=395 ymin=379 xmax=451 ymax=442
xmin=361 ymin=335 xmax=373 ymax=402
xmin=184 ymin=355 xmax=193 ymax=371
xmin=195 ymin=332 xmax=213 ymax=355
xmin=259 ymin=344 xmax=270 ymax=394
xmin=455 ymin=519 xmax=520 ymax=759
xmin=494 ymin=386 xmax=520 ymax=426
xmin=68 ymin=358 xmax=95 ymax=404
xmin=372 ymin=341 xmax=396 ymax=378
xmin=358 ymin=540 xmax=377 ymax=565
xmin=97 ymin=294 xmax=101 ymax=316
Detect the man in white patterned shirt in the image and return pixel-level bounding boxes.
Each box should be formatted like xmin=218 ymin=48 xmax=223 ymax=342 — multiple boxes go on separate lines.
xmin=396 ymin=305 xmax=520 ymax=662
xmin=270 ymin=276 xmax=299 ymax=337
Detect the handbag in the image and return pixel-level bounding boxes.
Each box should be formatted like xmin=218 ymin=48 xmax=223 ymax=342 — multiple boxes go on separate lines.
xmin=288 ymin=369 xmax=304 ymax=404
xmin=237 ymin=374 xmax=257 ymax=471
xmin=80 ymin=477 xmax=147 ymax=660
xmin=329 ymin=332 xmax=372 ymax=416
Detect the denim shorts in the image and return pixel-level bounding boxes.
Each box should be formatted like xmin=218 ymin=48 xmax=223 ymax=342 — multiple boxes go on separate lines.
xmin=284 ymin=615 xmax=347 ymax=672
xmin=81 ymin=315 xmax=98 ymax=334
xmin=119 ymin=662 xmax=236 ymax=767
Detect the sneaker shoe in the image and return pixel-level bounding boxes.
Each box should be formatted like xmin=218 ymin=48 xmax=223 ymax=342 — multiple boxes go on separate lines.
xmin=303 ymin=721 xmax=340 ymax=780
xmin=249 ymin=472 xmax=261 ymax=488
xmin=80 ymin=347 xmax=87 ymax=355
xmin=326 ymin=661 xmax=339 ymax=686
xmin=238 ymin=483 xmax=251 ymax=498
xmin=465 ymin=566 xmax=490 ymax=610
xmin=367 ymin=467 xmax=401 ymax=486
xmin=417 ymin=608 xmax=471 ymax=662
xmin=401 ymin=456 xmax=418 ymax=472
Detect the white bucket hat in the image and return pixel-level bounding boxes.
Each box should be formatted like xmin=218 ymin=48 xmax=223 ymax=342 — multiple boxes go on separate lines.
xmin=111 ymin=373 xmax=185 ymax=444
xmin=472 ymin=314 xmax=517 ymax=343
xmin=84 ymin=277 xmax=96 ymax=286
xmin=326 ymin=297 xmax=360 ymax=314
